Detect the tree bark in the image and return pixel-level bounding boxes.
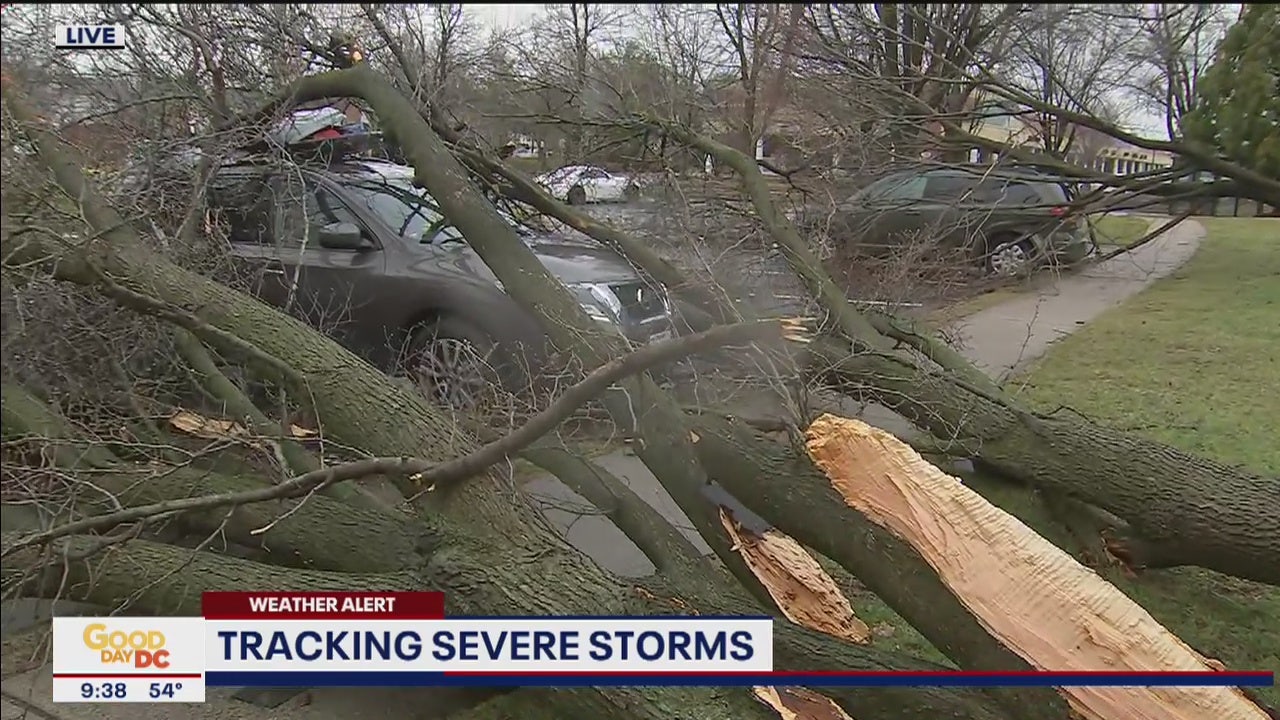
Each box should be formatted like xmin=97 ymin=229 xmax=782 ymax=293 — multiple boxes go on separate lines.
xmin=7 ymin=531 xmax=1013 ymax=720
xmin=686 ymin=411 xmax=1072 ymax=719
xmin=2 ymin=79 xmax=1015 ymax=720
xmin=0 ymin=381 xmax=424 ymax=573
xmin=822 ymin=346 xmax=1280 ymax=586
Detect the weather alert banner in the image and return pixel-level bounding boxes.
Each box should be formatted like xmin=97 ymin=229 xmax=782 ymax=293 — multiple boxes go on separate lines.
xmin=56 ymin=591 xmax=1268 ymax=702
xmin=201 ymin=591 xmax=773 ymax=687
xmin=52 ymin=591 xmax=774 ymax=701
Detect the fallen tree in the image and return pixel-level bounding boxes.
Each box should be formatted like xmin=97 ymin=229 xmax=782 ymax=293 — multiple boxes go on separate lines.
xmin=333 ymin=21 xmax=1280 ymax=586
xmin=805 ymin=414 xmax=1269 ymax=720
xmin=1 ymin=79 xmax=1025 ymax=720
xmin=2 ymin=52 xmax=1275 ymax=720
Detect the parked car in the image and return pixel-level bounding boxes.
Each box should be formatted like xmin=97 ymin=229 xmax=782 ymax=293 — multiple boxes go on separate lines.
xmin=536 ymin=165 xmax=641 ymax=205
xmin=813 ymin=166 xmax=1093 ymax=275
xmin=206 ymin=146 xmax=675 ymax=410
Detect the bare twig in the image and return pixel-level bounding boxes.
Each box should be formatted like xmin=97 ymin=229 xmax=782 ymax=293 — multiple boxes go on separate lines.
xmin=3 ymin=318 xmax=806 ymax=556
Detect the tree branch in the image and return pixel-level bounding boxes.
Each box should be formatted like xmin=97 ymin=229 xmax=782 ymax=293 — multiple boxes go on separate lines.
xmin=3 ymin=319 xmax=805 ymax=557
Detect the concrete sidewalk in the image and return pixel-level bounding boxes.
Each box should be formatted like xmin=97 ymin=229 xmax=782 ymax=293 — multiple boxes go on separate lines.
xmin=951 ymin=219 xmax=1203 ymax=381
xmin=1 ymin=220 xmax=1204 ymax=720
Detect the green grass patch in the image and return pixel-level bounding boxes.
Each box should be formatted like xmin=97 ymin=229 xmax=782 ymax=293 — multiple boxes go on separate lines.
xmin=1009 ymin=216 xmax=1280 ymax=703
xmin=1015 ymin=217 xmax=1280 ymax=471
xmin=845 ymin=218 xmax=1280 ymax=683
xmin=1090 ymin=213 xmax=1152 ymax=247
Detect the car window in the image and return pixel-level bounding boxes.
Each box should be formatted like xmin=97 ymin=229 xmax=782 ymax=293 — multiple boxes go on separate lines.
xmin=923 ymin=174 xmax=977 ymax=202
xmin=273 ymin=175 xmax=366 ymax=248
xmin=879 ymin=175 xmax=927 ymax=201
xmin=989 ymin=180 xmax=1067 ymax=206
xmin=339 ymin=175 xmax=534 ymax=244
xmin=857 ymin=173 xmax=925 ymax=203
xmin=548 ymin=167 xmax=580 ymax=183
xmin=336 ymin=176 xmax=461 ymax=244
xmin=1003 ymin=182 xmax=1045 ymax=205
xmin=209 ymin=173 xmax=272 ymax=244
xmin=581 ymin=167 xmax=610 ymax=180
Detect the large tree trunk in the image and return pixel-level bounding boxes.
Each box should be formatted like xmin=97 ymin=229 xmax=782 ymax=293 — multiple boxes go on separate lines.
xmin=823 ymin=347 xmax=1280 ymax=586
xmin=1 ymin=80 xmax=1021 ymax=720
xmin=647 ymin=118 xmax=1278 ymax=587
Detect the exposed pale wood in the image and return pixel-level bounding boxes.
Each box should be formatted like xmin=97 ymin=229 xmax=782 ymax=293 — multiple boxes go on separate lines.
xmin=804 ymin=413 xmax=1269 ymax=720
xmin=720 ymin=509 xmax=872 ymax=645
xmin=169 ymin=408 xmax=315 ymax=441
xmin=752 ymin=686 xmax=856 ymax=720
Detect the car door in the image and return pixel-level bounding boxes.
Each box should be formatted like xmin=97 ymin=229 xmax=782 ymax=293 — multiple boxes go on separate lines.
xmin=212 ymin=170 xmax=291 ymax=306
xmin=579 ymin=167 xmax=612 ymax=202
xmin=920 ymin=172 xmax=981 ymax=251
xmin=856 ymin=173 xmax=929 ymax=254
xmin=268 ymin=172 xmax=386 ymax=346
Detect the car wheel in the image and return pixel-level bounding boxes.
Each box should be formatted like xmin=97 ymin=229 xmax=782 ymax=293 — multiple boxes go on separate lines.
xmin=984 ymin=236 xmax=1036 ymax=277
xmin=623 ymin=183 xmax=640 ymax=202
xmin=567 ymin=185 xmax=587 ymax=205
xmin=399 ymin=318 xmax=505 ymax=411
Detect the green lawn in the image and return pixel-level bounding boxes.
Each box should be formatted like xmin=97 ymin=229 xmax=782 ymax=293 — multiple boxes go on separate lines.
xmin=848 ymin=217 xmax=1280 ymax=687
xmin=1015 ymin=217 xmax=1280 ymax=471
xmin=1090 ymin=213 xmax=1152 ymax=247
xmin=1009 ymin=216 xmax=1280 ymax=703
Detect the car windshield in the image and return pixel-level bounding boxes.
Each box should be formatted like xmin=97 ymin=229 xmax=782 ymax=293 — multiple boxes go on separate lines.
xmin=342 ymin=176 xmax=532 ymax=243
xmin=545 ymin=166 xmax=581 ymax=183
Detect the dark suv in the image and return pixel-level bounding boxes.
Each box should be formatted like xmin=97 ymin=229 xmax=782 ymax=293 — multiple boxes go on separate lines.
xmin=207 ymin=155 xmax=675 ymax=409
xmin=817 ymin=166 xmax=1093 ymax=275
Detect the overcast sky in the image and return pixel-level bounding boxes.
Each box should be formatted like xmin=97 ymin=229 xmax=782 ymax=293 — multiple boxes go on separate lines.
xmin=469 ymin=4 xmax=544 ymax=30
xmin=465 ymin=3 xmax=1184 ymax=139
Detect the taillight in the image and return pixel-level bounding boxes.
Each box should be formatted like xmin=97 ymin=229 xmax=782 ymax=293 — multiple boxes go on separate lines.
xmin=1049 ymin=206 xmax=1068 ymax=217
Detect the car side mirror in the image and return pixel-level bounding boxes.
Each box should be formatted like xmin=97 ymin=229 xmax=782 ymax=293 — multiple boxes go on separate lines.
xmin=317 ymin=222 xmax=367 ymax=250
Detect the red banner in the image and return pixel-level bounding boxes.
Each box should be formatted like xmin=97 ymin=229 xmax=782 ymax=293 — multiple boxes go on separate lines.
xmin=202 ymin=592 xmax=444 ymax=620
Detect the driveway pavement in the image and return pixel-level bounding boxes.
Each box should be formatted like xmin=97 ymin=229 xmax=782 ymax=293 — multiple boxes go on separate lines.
xmin=1 ymin=219 xmax=1204 ymax=719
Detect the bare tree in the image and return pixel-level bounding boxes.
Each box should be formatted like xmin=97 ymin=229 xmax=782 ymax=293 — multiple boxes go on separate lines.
xmin=534 ymin=3 xmax=632 ymax=161
xmin=995 ymin=4 xmax=1138 ymax=160
xmin=706 ymin=3 xmax=806 ymax=159
xmin=1120 ymin=3 xmax=1233 ymax=142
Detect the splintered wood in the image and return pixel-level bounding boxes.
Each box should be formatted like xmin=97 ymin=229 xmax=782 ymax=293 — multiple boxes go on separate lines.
xmin=719 ymin=509 xmax=871 ymax=645
xmin=804 ymin=413 xmax=1268 ymax=720
xmin=752 ymin=686 xmax=855 ymax=720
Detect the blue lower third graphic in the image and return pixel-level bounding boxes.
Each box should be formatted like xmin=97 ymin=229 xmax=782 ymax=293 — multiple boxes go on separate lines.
xmin=205 ymin=670 xmax=1275 ymax=688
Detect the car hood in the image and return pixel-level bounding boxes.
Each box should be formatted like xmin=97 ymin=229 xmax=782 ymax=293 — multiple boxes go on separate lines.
xmin=525 ymin=232 xmax=640 ymax=284
xmin=415 ymin=230 xmax=640 ymax=286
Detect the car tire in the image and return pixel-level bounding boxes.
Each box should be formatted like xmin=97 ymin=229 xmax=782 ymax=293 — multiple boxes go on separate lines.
xmin=623 ymin=183 xmax=640 ymax=202
xmin=567 ymin=185 xmax=587 ymax=205
xmin=398 ymin=317 xmax=513 ymax=411
xmin=983 ymin=234 xmax=1036 ymax=277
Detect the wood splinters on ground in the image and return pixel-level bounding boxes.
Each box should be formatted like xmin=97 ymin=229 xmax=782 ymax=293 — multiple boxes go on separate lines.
xmin=803 ymin=413 xmax=1270 ymax=720
xmin=169 ymin=408 xmax=316 ymax=442
xmin=779 ymin=317 xmax=815 ymax=343
xmin=718 ymin=508 xmax=871 ymax=644
xmin=752 ymin=686 xmax=854 ymax=720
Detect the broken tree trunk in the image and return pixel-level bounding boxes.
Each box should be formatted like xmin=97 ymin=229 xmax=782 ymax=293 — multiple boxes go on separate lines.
xmin=805 ymin=414 xmax=1270 ymax=720
xmin=2 ymin=78 xmax=1017 ymax=720
xmin=646 ymin=117 xmax=1279 ymax=586
xmin=821 ymin=346 xmax=1280 ymax=586
xmin=683 ymin=410 xmax=1072 ymax=718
